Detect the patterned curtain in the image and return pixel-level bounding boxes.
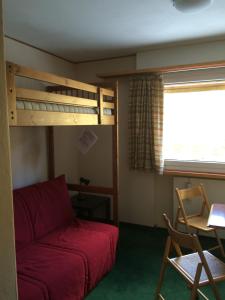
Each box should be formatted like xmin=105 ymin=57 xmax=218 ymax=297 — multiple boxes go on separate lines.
xmin=129 ymin=74 xmax=164 ymax=174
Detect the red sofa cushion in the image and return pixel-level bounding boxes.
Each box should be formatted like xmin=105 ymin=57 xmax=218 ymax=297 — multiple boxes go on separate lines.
xmin=23 ymin=175 xmax=74 ymax=239
xmin=17 ymin=244 xmax=86 ymax=300
xmin=13 ymin=186 xmax=37 ymax=251
xmin=40 ymin=220 xmax=119 ymax=292
xmin=75 ymin=219 xmax=119 ymax=264
xmin=18 ymin=275 xmax=49 ymax=300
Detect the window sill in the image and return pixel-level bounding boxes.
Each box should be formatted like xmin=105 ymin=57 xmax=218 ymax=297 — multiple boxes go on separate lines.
xmin=163 ymin=169 xmax=225 ymax=180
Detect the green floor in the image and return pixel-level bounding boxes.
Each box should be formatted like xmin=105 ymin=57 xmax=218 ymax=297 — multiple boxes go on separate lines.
xmin=86 ymin=223 xmax=225 ymax=300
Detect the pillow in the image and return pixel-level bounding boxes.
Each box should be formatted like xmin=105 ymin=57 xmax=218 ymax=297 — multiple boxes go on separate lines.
xmin=32 ymin=175 xmax=74 ymax=238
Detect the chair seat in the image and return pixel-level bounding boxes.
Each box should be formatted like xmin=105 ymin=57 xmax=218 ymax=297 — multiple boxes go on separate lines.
xmin=178 ymin=216 xmax=214 ymax=232
xmin=171 ymin=250 xmax=225 ymax=285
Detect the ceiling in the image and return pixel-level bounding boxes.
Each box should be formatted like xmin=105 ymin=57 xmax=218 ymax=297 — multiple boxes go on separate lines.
xmin=3 ymin=0 xmax=225 ymax=63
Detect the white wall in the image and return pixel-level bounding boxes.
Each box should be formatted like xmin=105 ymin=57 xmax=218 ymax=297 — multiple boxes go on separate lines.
xmin=137 ymin=40 xmax=225 ymax=70
xmin=5 ymin=37 xmax=78 ymax=188
xmin=54 ymin=126 xmax=79 ymax=183
xmin=74 ymin=56 xmax=136 ymax=83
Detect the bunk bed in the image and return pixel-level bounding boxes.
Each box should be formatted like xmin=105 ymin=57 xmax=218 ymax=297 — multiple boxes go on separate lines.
xmin=6 ymin=61 xmax=119 ymax=224
xmin=6 ymin=61 xmax=119 ymax=300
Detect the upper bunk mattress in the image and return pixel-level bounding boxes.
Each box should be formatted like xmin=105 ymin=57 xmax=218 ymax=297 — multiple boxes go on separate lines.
xmin=16 ymin=100 xmax=113 ymax=115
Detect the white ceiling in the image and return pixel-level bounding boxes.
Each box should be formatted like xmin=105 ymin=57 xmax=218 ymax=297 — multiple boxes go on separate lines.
xmin=3 ymin=0 xmax=225 ymax=63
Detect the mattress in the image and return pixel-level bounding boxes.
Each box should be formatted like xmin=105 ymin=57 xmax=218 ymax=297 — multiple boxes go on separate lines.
xmin=16 ymin=100 xmax=113 ymax=115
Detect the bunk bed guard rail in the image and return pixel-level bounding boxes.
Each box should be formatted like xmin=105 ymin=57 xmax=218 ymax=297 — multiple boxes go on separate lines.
xmin=6 ymin=62 xmax=116 ymax=126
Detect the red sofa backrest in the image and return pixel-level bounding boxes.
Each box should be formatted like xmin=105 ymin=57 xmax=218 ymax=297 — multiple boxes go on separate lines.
xmin=34 ymin=175 xmax=74 ymax=238
xmin=14 ymin=175 xmax=74 ymax=247
xmin=13 ymin=185 xmax=37 ymax=251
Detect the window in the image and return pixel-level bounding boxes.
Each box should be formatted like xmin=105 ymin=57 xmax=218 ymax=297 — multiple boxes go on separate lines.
xmin=163 ymin=81 xmax=225 ymax=174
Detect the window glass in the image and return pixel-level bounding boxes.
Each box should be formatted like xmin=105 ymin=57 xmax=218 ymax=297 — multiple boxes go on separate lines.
xmin=163 ymin=84 xmax=225 ymax=172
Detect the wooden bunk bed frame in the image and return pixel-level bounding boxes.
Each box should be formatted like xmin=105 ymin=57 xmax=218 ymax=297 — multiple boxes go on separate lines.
xmin=6 ymin=61 xmax=119 ymax=224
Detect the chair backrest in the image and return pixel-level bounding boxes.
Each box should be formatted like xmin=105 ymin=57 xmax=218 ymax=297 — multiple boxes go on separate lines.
xmin=163 ymin=213 xmax=201 ymax=253
xmin=175 ymin=184 xmax=211 ymax=220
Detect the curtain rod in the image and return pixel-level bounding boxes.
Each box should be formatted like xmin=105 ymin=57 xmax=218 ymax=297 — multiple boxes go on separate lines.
xmin=97 ymin=60 xmax=225 ymax=79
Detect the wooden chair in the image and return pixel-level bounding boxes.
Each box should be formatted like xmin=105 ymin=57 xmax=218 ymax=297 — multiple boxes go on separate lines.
xmin=175 ymin=184 xmax=225 ymax=257
xmin=155 ymin=214 xmax=225 ymax=300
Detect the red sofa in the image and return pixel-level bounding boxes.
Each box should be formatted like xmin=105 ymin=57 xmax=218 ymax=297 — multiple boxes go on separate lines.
xmin=14 ymin=175 xmax=119 ymax=300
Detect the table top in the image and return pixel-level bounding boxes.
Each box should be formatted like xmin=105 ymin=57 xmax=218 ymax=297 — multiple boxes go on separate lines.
xmin=208 ymin=203 xmax=225 ymax=229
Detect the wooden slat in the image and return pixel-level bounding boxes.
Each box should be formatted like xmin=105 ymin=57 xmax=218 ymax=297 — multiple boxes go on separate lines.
xmin=101 ymin=88 xmax=114 ymax=97
xmin=0 ymin=1 xmax=18 ymax=299
xmin=178 ymin=186 xmax=202 ymax=200
xmin=15 ymin=110 xmax=98 ymax=126
xmin=9 ymin=61 xmax=98 ymax=93
xmin=101 ymin=115 xmax=115 ymax=125
xmin=103 ymin=102 xmax=114 ymax=109
xmin=164 ymin=169 xmax=225 ymax=180
xmin=67 ymin=183 xmax=114 ymax=195
xmin=6 ymin=62 xmax=17 ymax=124
xmin=16 ymin=88 xmax=98 ymax=107
xmin=164 ymin=81 xmax=225 ymax=93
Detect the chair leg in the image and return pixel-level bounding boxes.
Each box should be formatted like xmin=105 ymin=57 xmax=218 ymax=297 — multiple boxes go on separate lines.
xmin=201 ymin=254 xmax=222 ymax=300
xmin=155 ymin=260 xmax=168 ymax=300
xmin=214 ymin=230 xmax=225 ymax=257
xmin=190 ymin=263 xmax=202 ymax=300
xmin=155 ymin=238 xmax=171 ymax=300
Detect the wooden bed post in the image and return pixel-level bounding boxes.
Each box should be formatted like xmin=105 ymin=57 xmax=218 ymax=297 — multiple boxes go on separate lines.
xmin=47 ymin=126 xmax=55 ymax=179
xmin=98 ymin=87 xmax=104 ymax=124
xmin=0 ymin=1 xmax=18 ymax=299
xmin=112 ymin=81 xmax=119 ymax=225
xmin=6 ymin=62 xmax=17 ymax=125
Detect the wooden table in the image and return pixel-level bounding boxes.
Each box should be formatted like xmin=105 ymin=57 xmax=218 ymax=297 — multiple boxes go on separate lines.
xmin=208 ymin=203 xmax=225 ymax=229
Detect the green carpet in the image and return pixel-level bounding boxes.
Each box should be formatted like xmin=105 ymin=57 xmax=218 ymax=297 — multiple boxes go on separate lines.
xmin=86 ymin=223 xmax=225 ymax=300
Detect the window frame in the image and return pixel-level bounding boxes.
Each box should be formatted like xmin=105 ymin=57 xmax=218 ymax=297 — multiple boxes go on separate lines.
xmin=163 ymin=80 xmax=225 ymax=179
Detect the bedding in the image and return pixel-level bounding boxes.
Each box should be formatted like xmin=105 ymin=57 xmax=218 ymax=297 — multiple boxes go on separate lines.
xmin=16 ymin=100 xmax=113 ymax=115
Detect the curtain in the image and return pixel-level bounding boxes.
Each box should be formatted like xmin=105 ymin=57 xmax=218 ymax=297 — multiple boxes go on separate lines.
xmin=129 ymin=74 xmax=164 ymax=174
